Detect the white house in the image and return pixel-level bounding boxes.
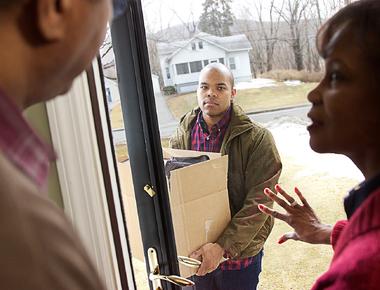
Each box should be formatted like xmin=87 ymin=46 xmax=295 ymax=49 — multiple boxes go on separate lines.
xmin=102 ymin=61 xmax=161 ymax=108
xmin=157 ymin=32 xmax=252 ymax=93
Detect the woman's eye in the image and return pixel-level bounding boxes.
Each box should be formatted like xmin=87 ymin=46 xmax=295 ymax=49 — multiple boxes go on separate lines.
xmin=331 ymin=72 xmax=338 ymax=82
xmin=329 ymin=71 xmax=343 ymax=84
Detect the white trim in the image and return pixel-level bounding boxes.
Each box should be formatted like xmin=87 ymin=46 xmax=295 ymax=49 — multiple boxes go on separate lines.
xmin=46 ymin=64 xmax=123 ymax=290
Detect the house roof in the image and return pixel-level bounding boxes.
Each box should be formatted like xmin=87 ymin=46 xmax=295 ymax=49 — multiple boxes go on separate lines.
xmin=157 ymin=32 xmax=252 ymax=61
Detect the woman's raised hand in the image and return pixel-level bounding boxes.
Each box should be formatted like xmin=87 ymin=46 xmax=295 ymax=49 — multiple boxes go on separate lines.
xmin=258 ymin=184 xmax=332 ymax=245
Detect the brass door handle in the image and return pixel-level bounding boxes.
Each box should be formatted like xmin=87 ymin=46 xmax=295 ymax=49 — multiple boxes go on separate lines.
xmin=149 ymin=271 xmax=194 ymax=287
xmin=148 ymin=248 xmax=195 ymax=288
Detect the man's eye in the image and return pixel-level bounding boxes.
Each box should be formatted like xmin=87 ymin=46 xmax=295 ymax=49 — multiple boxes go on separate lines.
xmin=218 ymin=87 xmax=226 ymax=90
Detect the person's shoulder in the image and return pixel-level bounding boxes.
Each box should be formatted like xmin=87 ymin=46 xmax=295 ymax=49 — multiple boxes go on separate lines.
xmin=179 ymin=107 xmax=199 ymax=124
xmin=0 ymin=154 xmax=105 ymax=289
xmin=231 ymin=106 xmax=272 ymax=142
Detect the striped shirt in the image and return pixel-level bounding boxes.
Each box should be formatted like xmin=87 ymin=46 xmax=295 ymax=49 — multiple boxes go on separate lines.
xmin=191 ymin=107 xmax=231 ymax=152
xmin=191 ymin=107 xmax=255 ymax=271
xmin=0 ymin=90 xmax=55 ymax=189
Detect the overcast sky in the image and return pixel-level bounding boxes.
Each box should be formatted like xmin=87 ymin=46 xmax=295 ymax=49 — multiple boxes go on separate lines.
xmin=141 ymin=0 xmax=280 ymax=32
xmin=141 ymin=0 xmax=344 ymax=33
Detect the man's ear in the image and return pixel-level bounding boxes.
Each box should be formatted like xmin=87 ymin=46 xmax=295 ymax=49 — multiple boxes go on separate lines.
xmin=231 ymin=88 xmax=237 ymax=102
xmin=36 ymin=0 xmax=71 ymax=41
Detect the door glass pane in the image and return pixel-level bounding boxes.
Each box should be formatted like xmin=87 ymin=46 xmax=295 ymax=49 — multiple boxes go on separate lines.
xmin=100 ymin=29 xmax=149 ymax=290
xmin=103 ymin=1 xmax=362 ymax=289
xmin=140 ymin=0 xmax=361 ymax=289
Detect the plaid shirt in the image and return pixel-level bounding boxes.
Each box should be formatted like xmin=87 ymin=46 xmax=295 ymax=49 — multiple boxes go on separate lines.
xmin=191 ymin=107 xmax=255 ymax=271
xmin=0 ymin=90 xmax=55 ymax=189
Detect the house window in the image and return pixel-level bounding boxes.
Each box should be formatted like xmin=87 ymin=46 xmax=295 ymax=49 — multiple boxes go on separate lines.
xmin=210 ymin=59 xmax=218 ymax=63
xmin=106 ymin=87 xmax=112 ymax=103
xmin=176 ymin=63 xmax=190 ymax=75
xmin=229 ymin=57 xmax=236 ymax=70
xmin=203 ymin=60 xmax=209 ymax=66
xmin=190 ymin=61 xmax=203 ymax=73
xmin=166 ymin=67 xmax=171 ymax=79
xmin=219 ymin=58 xmax=225 ymax=64
xmin=198 ymin=41 xmax=203 ymax=49
xmin=191 ymin=43 xmax=196 ymax=51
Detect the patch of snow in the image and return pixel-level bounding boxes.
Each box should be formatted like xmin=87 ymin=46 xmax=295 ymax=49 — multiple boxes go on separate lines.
xmin=235 ymin=78 xmax=277 ymax=90
xmin=284 ymin=80 xmax=302 ymax=86
xmin=266 ymin=116 xmax=364 ymax=182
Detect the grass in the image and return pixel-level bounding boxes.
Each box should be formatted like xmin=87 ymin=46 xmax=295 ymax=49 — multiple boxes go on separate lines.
xmin=166 ymin=82 xmax=316 ymax=120
xmin=110 ymin=82 xmax=316 ymax=129
xmin=109 ymin=80 xmax=357 ymax=289
xmin=114 ymin=139 xmax=170 ymax=163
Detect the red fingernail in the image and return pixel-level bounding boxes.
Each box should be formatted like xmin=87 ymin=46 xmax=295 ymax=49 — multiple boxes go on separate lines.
xmin=258 ymin=204 xmax=265 ymax=211
xmin=275 ymin=184 xmax=281 ymax=191
xmin=278 ymin=237 xmax=284 ymax=244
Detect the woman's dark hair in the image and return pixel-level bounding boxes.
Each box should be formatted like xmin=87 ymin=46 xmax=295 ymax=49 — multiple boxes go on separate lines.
xmin=317 ymin=0 xmax=380 ymax=70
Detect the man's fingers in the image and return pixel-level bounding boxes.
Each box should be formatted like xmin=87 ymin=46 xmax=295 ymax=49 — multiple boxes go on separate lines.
xmin=196 ymin=261 xmax=212 ymax=276
xmin=264 ymin=188 xmax=291 ymax=210
xmin=189 ymin=249 xmax=202 ymax=260
xmin=294 ymin=187 xmax=310 ymax=208
xmin=258 ymin=204 xmax=287 ymax=221
xmin=278 ymin=232 xmax=299 ymax=244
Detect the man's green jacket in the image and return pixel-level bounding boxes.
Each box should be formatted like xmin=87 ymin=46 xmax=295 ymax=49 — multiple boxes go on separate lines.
xmin=170 ymin=104 xmax=282 ymax=259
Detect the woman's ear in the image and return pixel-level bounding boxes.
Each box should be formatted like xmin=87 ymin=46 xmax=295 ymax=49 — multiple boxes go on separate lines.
xmin=36 ymin=0 xmax=71 ymax=41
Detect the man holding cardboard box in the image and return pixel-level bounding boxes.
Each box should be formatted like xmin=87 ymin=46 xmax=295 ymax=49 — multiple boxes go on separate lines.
xmin=170 ymin=63 xmax=282 ymax=289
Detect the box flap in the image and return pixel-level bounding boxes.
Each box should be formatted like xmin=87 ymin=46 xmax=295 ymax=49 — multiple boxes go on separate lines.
xmin=162 ymin=147 xmax=221 ymax=160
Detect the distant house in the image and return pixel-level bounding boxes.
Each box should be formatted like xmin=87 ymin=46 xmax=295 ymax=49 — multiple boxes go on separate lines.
xmin=157 ymin=32 xmax=252 ymax=93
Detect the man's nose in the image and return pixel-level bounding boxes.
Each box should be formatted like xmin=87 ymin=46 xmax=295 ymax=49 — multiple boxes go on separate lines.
xmin=207 ymin=88 xmax=217 ymax=97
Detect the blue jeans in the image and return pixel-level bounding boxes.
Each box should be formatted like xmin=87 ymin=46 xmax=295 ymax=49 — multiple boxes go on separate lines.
xmin=184 ymin=250 xmax=263 ymax=290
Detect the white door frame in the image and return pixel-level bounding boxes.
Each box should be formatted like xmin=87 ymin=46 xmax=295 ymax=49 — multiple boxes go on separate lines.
xmin=46 ymin=60 xmax=134 ymax=290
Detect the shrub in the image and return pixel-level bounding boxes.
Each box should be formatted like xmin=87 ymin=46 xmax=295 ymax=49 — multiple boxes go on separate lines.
xmin=260 ymin=70 xmax=323 ymax=83
xmin=163 ymin=85 xmax=177 ymax=95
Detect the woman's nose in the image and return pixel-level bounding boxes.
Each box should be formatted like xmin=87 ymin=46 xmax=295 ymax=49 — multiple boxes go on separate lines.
xmin=307 ymin=84 xmax=323 ymax=105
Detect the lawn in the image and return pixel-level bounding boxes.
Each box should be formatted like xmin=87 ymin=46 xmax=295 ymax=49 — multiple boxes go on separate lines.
xmin=110 ymin=82 xmax=316 ymax=130
xmin=117 ymin=120 xmax=362 ymax=290
xmin=166 ymin=82 xmax=316 ymax=120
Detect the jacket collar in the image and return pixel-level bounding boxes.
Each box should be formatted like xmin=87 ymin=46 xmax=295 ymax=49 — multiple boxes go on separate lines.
xmin=179 ymin=103 xmax=253 ymax=141
xmin=333 ymin=187 xmax=380 ymax=259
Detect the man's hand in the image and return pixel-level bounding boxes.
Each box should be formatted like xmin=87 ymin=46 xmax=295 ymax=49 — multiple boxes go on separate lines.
xmin=190 ymin=243 xmax=224 ymax=276
xmin=258 ymin=184 xmax=332 ymax=245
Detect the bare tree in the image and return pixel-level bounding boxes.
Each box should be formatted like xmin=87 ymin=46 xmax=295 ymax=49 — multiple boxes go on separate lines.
xmin=275 ymin=0 xmax=311 ymax=71
xmin=254 ymin=0 xmax=283 ymax=71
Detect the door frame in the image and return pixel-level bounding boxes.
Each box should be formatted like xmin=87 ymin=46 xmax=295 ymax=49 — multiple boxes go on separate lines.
xmin=46 ymin=0 xmax=180 ymax=289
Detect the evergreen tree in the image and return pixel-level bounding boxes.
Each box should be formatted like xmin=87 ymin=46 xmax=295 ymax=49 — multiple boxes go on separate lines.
xmin=198 ymin=0 xmax=234 ymax=36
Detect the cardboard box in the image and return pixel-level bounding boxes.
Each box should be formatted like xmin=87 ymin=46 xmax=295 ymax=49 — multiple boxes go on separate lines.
xmin=118 ymin=148 xmax=231 ymax=278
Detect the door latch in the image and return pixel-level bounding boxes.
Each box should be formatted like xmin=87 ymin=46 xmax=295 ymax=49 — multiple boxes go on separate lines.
xmin=144 ymin=184 xmax=156 ymax=197
xmin=148 ymin=247 xmax=195 ymax=289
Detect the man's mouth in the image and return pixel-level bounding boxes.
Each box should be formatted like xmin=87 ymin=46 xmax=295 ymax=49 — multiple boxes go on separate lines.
xmin=204 ymin=100 xmax=218 ymax=106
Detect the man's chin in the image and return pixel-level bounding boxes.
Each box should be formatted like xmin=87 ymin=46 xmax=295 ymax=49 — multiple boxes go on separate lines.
xmin=57 ymin=81 xmax=74 ymax=96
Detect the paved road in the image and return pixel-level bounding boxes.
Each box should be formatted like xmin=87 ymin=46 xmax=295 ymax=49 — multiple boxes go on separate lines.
xmin=112 ymin=105 xmax=311 ymax=144
xmin=249 ymin=105 xmax=310 ymax=124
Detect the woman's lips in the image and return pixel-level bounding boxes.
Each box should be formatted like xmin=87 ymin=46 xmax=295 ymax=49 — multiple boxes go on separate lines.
xmin=307 ymin=112 xmax=323 ymax=131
